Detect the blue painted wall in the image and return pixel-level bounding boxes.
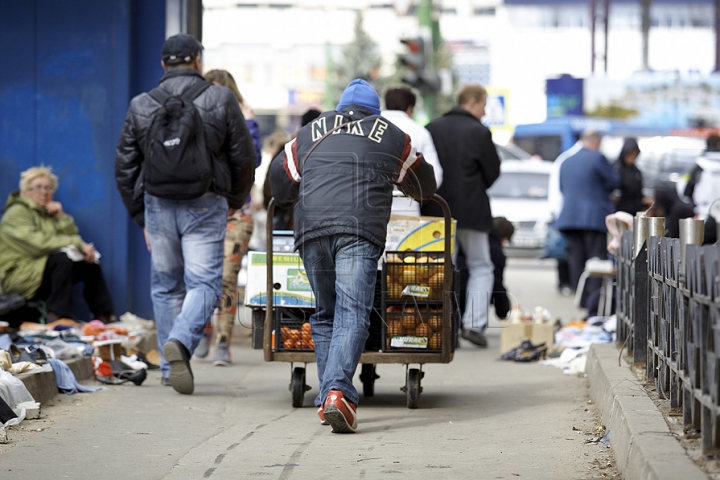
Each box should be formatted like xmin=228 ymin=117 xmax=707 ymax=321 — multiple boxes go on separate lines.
xmin=0 ymin=0 xmax=166 ymax=319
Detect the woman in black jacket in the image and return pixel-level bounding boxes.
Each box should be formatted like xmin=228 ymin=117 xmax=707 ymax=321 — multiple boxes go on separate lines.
xmin=613 ymin=138 xmax=647 ymax=215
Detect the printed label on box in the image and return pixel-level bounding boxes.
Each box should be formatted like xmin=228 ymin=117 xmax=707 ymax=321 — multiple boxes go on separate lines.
xmin=400 ymin=285 xmax=430 ymax=297
xmin=245 ymin=252 xmax=315 ymax=307
xmin=390 ymin=336 xmax=429 ymax=348
xmin=287 ymin=268 xmax=311 ymax=291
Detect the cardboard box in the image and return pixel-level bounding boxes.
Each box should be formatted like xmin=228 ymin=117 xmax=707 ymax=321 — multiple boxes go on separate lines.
xmin=385 ymin=215 xmax=456 ymax=254
xmin=499 ymin=322 xmax=555 ymax=355
xmin=245 ymin=252 xmax=315 ymax=308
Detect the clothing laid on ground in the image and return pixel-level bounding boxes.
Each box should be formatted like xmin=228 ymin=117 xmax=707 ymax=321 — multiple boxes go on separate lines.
xmin=421 ymin=107 xmax=501 ymax=332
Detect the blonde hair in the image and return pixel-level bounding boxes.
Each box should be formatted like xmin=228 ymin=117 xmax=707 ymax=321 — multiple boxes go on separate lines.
xmin=204 ymin=69 xmax=244 ymax=104
xmin=20 ymin=165 xmax=58 ymax=192
xmin=263 ymin=130 xmax=292 ymax=158
xmin=457 ymin=84 xmax=487 ymax=107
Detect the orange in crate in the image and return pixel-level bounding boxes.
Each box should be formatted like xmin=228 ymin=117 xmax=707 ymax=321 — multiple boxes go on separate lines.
xmin=416 ymin=323 xmax=430 ymax=337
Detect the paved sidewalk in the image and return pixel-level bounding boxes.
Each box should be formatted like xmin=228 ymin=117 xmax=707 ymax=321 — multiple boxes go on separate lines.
xmin=0 ymin=258 xmax=621 ymax=479
xmin=0 ymin=331 xmax=616 ymax=479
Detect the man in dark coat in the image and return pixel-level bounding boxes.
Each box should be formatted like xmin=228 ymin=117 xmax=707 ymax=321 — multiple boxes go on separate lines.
xmin=269 ymin=79 xmax=437 ymax=433
xmin=115 ymin=34 xmax=256 ymax=394
xmin=555 ymin=130 xmax=619 ymax=308
xmin=421 ymin=84 xmax=501 ymax=347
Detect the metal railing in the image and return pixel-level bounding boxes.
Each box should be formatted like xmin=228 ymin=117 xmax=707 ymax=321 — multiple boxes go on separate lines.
xmin=616 ymin=216 xmax=720 ymax=452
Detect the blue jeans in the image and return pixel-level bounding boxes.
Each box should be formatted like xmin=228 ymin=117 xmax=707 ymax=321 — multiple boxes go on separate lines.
xmin=145 ymin=192 xmax=227 ymax=377
xmin=300 ymin=235 xmax=382 ymax=407
xmin=454 ymin=229 xmax=493 ymax=332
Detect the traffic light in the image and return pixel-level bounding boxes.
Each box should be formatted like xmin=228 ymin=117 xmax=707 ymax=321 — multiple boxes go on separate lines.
xmin=399 ymin=37 xmax=440 ymax=93
xmin=400 ymin=37 xmax=426 ymax=72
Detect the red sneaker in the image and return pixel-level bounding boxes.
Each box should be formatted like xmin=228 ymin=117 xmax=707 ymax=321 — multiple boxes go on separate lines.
xmin=323 ymin=390 xmax=357 ymax=433
xmin=317 ymin=406 xmax=329 ymax=425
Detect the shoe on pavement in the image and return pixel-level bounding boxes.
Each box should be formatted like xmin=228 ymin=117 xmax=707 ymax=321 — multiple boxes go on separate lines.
xmin=317 ymin=406 xmax=329 ymax=425
xmin=194 ymin=328 xmax=212 ymax=358
xmin=163 ymin=339 xmax=194 ymax=394
xmin=212 ymin=341 xmax=232 ymax=366
xmin=323 ymin=390 xmax=357 ymax=433
xmin=559 ymin=286 xmax=573 ymax=297
xmin=161 ymin=376 xmax=171 ymax=387
xmin=461 ymin=329 xmax=488 ymax=348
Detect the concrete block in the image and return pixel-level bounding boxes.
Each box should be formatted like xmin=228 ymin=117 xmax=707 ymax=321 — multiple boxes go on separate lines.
xmin=587 ymin=344 xmax=708 ymax=480
xmin=17 ymin=401 xmax=40 ymax=419
xmin=0 ymin=427 xmax=7 ymax=444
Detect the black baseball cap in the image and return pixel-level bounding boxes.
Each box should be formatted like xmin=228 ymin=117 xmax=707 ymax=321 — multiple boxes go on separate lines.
xmin=161 ymin=33 xmax=203 ymax=66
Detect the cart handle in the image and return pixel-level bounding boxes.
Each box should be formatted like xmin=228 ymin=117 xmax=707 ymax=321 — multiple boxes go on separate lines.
xmin=264 ymin=194 xmax=455 ymax=363
xmin=264 ymin=198 xmax=278 ymax=362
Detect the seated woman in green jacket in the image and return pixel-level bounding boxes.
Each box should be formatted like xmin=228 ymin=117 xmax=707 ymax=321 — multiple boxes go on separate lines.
xmin=0 ymin=166 xmax=114 ymax=323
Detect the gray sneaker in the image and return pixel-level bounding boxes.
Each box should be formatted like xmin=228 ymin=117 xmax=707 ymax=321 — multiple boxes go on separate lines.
xmin=212 ymin=342 xmax=232 ymax=366
xmin=194 ymin=331 xmax=211 ymax=358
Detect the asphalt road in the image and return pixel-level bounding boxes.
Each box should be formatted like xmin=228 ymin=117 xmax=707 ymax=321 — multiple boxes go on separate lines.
xmin=0 ymin=259 xmax=614 ymax=479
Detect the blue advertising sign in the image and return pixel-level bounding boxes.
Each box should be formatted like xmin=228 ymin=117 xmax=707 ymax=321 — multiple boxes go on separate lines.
xmin=546 ymin=74 xmax=584 ymax=117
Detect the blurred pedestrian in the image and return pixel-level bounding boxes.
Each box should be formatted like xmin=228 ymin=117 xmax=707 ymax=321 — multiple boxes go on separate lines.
xmin=555 ymin=130 xmax=619 ymax=309
xmin=115 ymin=33 xmax=256 ymax=394
xmin=490 ymin=217 xmax=514 ymax=320
xmin=381 ymin=87 xmax=443 ymax=216
xmin=194 ymin=69 xmax=262 ymax=367
xmin=612 ymin=138 xmax=649 ymax=215
xmin=679 ymin=134 xmax=720 ymax=221
xmin=421 ymin=84 xmax=501 ymax=347
xmin=269 ymin=79 xmax=437 ymax=433
xmin=547 ymin=140 xmax=582 ymax=296
xmin=262 ymin=112 xmax=319 ymax=231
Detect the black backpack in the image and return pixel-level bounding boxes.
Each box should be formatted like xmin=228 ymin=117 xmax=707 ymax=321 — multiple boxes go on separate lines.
xmin=144 ymin=81 xmax=214 ymax=200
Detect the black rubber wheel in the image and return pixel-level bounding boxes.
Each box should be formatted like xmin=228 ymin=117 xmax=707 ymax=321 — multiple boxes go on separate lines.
xmin=406 ymin=368 xmax=421 ymax=409
xmin=291 ymin=367 xmax=306 ymax=408
xmin=360 ymin=364 xmax=376 ymax=397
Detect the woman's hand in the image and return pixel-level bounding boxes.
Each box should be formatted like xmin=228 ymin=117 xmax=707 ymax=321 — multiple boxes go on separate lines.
xmin=45 ymin=201 xmax=65 ymax=217
xmin=81 ymin=242 xmax=96 ymax=263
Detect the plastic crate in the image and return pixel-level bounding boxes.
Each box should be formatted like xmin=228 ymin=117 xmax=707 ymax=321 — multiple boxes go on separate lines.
xmin=383 ymin=304 xmax=444 ymax=351
xmin=383 ymin=251 xmax=446 ymax=302
xmin=272 ymin=307 xmax=314 ymax=351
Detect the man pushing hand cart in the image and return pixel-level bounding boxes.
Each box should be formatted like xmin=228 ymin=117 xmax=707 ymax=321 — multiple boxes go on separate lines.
xmin=268 ymin=79 xmax=438 ymax=433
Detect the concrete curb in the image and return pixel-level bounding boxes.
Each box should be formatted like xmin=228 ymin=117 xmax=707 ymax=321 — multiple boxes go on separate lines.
xmin=16 ymin=357 xmax=95 ymax=404
xmin=586 ymin=344 xmax=708 ymax=480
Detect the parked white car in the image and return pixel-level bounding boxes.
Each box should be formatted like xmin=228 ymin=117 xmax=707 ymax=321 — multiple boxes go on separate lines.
xmin=487 ymin=160 xmax=553 ymax=249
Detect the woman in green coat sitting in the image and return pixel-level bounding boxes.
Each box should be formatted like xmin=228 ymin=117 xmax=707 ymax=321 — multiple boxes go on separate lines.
xmin=0 ymin=166 xmax=114 ymax=323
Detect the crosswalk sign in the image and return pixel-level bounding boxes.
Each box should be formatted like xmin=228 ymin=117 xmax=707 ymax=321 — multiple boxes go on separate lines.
xmin=482 ymin=89 xmax=508 ymax=128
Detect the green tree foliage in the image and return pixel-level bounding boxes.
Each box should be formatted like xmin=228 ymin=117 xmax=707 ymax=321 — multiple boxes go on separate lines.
xmin=329 ymin=11 xmax=383 ymax=107
xmin=586 ymin=102 xmax=638 ymax=119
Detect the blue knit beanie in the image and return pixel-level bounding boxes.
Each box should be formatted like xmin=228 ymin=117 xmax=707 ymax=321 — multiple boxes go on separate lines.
xmin=336 ymin=79 xmax=381 ymax=115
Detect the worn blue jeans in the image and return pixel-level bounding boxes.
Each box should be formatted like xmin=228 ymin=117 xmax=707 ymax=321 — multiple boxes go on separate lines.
xmin=145 ymin=192 xmax=227 ymax=377
xmin=300 ymin=235 xmax=382 ymax=407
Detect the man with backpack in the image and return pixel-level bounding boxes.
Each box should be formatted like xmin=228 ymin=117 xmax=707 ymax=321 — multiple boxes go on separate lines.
xmin=115 ymin=34 xmax=256 ymax=395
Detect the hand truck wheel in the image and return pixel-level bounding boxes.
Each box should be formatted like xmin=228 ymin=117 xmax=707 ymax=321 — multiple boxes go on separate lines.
xmin=290 ymin=366 xmax=310 ymax=408
xmin=406 ymin=367 xmax=423 ymax=409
